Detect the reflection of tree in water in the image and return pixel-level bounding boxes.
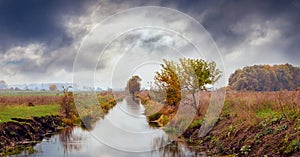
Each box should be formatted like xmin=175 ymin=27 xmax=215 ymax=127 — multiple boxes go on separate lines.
xmin=125 ymin=96 xmax=140 ymax=106
xmin=150 ymin=136 xmax=203 ymax=157
xmin=80 ymin=114 xmax=102 ymax=131
xmin=150 ymin=136 xmax=181 ymax=157
xmin=125 ymin=96 xmax=141 ymax=115
xmin=59 ymin=127 xmax=84 ymax=156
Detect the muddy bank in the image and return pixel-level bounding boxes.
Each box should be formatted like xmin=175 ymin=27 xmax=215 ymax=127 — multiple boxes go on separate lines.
xmin=184 ymin=115 xmax=300 ymax=156
xmin=0 ymin=115 xmax=65 ymax=154
xmin=138 ymin=91 xmax=300 ymax=156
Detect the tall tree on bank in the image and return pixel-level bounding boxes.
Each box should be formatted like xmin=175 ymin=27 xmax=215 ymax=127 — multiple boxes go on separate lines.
xmin=154 ymin=58 xmax=222 ymax=114
xmin=126 ymin=75 xmax=142 ymax=96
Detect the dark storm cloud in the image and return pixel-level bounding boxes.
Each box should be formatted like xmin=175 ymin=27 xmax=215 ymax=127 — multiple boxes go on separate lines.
xmin=1 ymin=0 xmax=299 ymax=54
xmin=0 ymin=0 xmax=95 ymax=51
xmin=104 ymin=0 xmax=300 ymax=59
xmin=1 ymin=0 xmax=300 ymax=84
xmin=169 ymin=0 xmax=300 ymax=58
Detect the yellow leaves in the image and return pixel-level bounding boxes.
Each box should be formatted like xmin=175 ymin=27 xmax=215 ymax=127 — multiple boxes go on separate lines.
xmin=154 ymin=58 xmax=221 ymax=106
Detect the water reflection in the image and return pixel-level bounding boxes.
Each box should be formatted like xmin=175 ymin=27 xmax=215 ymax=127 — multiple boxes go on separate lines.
xmin=59 ymin=127 xmax=84 ymax=156
xmin=125 ymin=96 xmax=143 ymax=116
xmin=150 ymin=136 xmax=205 ymax=157
xmin=80 ymin=115 xmax=99 ymax=131
xmin=11 ymin=97 xmax=203 ymax=157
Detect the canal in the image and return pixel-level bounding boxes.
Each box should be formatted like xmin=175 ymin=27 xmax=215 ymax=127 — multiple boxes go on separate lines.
xmin=12 ymin=97 xmax=204 ymax=157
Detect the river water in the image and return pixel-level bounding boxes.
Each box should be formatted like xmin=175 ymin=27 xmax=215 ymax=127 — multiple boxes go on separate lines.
xmin=12 ymin=97 xmax=205 ymax=157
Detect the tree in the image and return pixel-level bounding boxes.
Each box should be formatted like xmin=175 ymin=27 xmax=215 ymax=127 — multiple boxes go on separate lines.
xmin=61 ymin=86 xmax=78 ymax=119
xmin=154 ymin=58 xmax=222 ymax=113
xmin=126 ymin=75 xmax=142 ymax=96
xmin=49 ymin=84 xmax=58 ymax=91
xmin=229 ymin=64 xmax=300 ymax=91
xmin=154 ymin=59 xmax=181 ymax=106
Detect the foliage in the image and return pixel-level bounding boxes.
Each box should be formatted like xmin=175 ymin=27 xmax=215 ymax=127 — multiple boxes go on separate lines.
xmin=125 ymin=75 xmax=142 ymax=96
xmin=60 ymin=87 xmax=78 ymax=119
xmin=154 ymin=59 xmax=181 ymax=106
xmin=285 ymin=138 xmax=300 ymax=154
xmin=229 ymin=64 xmax=300 ymax=91
xmin=188 ymin=118 xmax=203 ymax=129
xmin=154 ymin=58 xmax=221 ymax=109
xmin=142 ymin=88 xmax=300 ymax=156
xmin=49 ymin=84 xmax=58 ymax=91
xmin=148 ymin=112 xmax=162 ymax=121
xmin=198 ymin=91 xmax=300 ymax=156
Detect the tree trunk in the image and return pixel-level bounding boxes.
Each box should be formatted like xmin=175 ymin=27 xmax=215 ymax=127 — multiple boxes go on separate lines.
xmin=192 ymin=92 xmax=199 ymax=116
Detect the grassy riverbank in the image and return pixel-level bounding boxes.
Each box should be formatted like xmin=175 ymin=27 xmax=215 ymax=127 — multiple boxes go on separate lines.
xmin=139 ymin=90 xmax=300 ymax=156
xmin=76 ymin=91 xmax=125 ymax=129
xmin=0 ymin=104 xmax=60 ymax=122
xmin=0 ymin=91 xmax=125 ymax=156
xmin=0 ymin=91 xmax=124 ymax=124
xmin=0 ymin=91 xmax=62 ymax=123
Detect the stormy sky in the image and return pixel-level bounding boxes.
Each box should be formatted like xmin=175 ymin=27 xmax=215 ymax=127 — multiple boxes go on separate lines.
xmin=0 ymin=0 xmax=299 ymax=89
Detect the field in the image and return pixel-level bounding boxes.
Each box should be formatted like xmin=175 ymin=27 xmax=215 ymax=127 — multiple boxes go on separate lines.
xmin=0 ymin=90 xmax=126 ymax=155
xmin=0 ymin=91 xmax=62 ymax=123
xmin=186 ymin=91 xmax=300 ymax=156
xmin=139 ymin=90 xmax=300 ymax=156
xmin=0 ymin=104 xmax=60 ymax=122
xmin=0 ymin=90 xmax=299 ymax=156
xmin=0 ymin=91 xmax=61 ymax=105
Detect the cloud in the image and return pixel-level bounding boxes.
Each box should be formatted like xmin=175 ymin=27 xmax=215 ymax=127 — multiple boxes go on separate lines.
xmin=0 ymin=0 xmax=299 ymax=86
xmin=0 ymin=43 xmax=45 ymax=74
xmin=0 ymin=0 xmax=96 ymax=51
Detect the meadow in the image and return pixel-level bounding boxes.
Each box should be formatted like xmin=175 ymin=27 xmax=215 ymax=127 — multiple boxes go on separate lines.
xmin=0 ymin=91 xmax=62 ymax=123
xmin=0 ymin=104 xmax=60 ymax=122
xmin=0 ymin=90 xmax=299 ymax=156
xmin=139 ymin=90 xmax=300 ymax=156
xmin=0 ymin=91 xmax=125 ymax=122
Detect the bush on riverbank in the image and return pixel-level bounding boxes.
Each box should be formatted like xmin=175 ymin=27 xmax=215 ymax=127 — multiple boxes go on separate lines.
xmin=74 ymin=91 xmax=124 ymax=130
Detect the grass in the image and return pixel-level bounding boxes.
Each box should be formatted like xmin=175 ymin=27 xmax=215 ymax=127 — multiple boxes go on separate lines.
xmin=254 ymin=107 xmax=280 ymax=119
xmin=139 ymin=90 xmax=300 ymax=156
xmin=198 ymin=91 xmax=300 ymax=156
xmin=0 ymin=91 xmax=125 ymax=127
xmin=0 ymin=90 xmax=59 ymax=96
xmin=0 ymin=104 xmax=60 ymax=122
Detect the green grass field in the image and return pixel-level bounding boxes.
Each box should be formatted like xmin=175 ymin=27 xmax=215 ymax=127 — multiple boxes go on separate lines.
xmin=0 ymin=104 xmax=60 ymax=122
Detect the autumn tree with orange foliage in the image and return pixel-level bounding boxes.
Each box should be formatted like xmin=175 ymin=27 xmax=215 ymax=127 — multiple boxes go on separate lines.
xmin=154 ymin=58 xmax=221 ymax=113
xmin=229 ymin=64 xmax=300 ymax=91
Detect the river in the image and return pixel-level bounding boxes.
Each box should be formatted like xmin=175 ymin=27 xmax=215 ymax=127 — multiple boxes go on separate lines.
xmin=11 ymin=97 xmax=205 ymax=157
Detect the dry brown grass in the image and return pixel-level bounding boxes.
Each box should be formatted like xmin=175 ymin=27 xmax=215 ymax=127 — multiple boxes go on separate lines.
xmin=0 ymin=95 xmax=62 ymax=106
xmin=189 ymin=91 xmax=300 ymax=156
xmin=223 ymin=91 xmax=300 ymax=124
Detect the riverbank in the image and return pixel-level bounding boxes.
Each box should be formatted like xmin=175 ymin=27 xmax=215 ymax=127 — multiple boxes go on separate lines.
xmin=0 ymin=104 xmax=60 ymax=123
xmin=138 ymin=91 xmax=300 ymax=156
xmin=0 ymin=91 xmax=124 ymax=156
xmin=0 ymin=115 xmax=65 ymax=156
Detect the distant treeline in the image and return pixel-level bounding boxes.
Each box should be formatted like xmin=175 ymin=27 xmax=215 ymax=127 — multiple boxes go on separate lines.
xmin=229 ymin=63 xmax=300 ymax=91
